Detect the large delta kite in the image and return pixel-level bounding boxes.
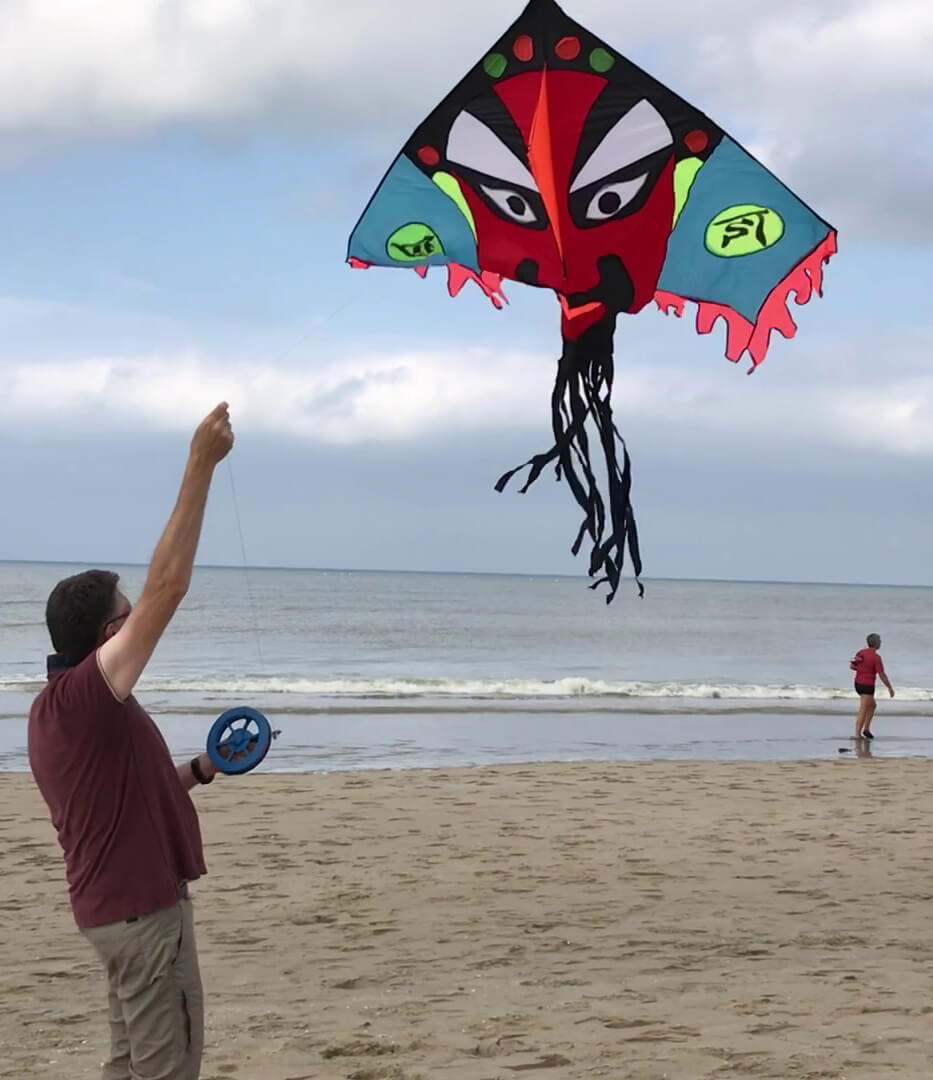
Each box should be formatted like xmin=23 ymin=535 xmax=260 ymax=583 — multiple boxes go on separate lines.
xmin=348 ymin=0 xmax=836 ymax=602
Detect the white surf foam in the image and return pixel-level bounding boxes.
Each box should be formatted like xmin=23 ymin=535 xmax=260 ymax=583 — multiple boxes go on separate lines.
xmin=3 ymin=673 xmax=931 ymax=702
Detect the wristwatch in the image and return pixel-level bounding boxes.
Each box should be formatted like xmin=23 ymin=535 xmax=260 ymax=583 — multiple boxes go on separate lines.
xmin=190 ymin=755 xmax=214 ymax=785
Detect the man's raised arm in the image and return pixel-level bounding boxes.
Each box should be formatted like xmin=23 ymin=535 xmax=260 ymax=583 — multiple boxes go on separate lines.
xmin=98 ymin=403 xmax=235 ymax=701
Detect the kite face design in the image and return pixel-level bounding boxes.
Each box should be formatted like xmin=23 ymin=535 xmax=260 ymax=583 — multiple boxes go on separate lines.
xmin=349 ymin=0 xmax=836 ymax=601
xmin=439 ymin=77 xmax=681 ymax=337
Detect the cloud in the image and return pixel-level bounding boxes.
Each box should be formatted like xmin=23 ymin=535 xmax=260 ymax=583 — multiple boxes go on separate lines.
xmin=696 ymin=1 xmax=933 ymax=242
xmin=0 ymin=2 xmax=928 ymax=241
xmin=0 ymin=345 xmax=552 ymax=443
xmin=3 ymin=325 xmax=932 ymax=458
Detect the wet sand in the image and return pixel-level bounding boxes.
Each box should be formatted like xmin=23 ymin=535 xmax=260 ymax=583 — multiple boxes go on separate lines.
xmin=3 ymin=758 xmax=933 ymax=1079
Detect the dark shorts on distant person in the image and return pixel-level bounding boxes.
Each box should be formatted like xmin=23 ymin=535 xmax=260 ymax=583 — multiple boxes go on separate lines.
xmin=855 ymin=683 xmax=875 ymax=696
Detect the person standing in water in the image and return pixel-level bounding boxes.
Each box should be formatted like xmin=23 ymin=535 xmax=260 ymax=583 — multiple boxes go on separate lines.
xmin=850 ymin=632 xmax=894 ymax=740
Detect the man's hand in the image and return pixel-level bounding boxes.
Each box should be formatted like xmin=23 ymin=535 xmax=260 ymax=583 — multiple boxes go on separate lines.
xmin=889 ymin=687 xmax=896 ymax=698
xmin=190 ymin=402 xmax=234 ymax=467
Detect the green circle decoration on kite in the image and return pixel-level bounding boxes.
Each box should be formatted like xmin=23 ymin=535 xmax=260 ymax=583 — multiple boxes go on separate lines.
xmin=386 ymin=223 xmax=445 ymax=262
xmin=589 ymin=48 xmax=615 ymax=73
xmin=705 ymin=205 xmax=785 ymax=257
xmin=484 ymin=52 xmax=508 ymax=78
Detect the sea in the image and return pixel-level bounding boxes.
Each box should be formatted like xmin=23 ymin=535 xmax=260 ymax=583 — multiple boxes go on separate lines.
xmin=1 ymin=561 xmax=931 ymax=772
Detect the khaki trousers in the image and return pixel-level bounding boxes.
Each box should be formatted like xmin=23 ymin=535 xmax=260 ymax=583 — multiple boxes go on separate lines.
xmin=81 ymin=895 xmax=203 ymax=1080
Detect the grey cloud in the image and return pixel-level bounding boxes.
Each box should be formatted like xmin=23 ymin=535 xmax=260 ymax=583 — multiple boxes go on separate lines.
xmin=296 ymin=366 xmax=409 ymax=422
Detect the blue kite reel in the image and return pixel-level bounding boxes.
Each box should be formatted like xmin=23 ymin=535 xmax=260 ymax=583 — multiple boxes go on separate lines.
xmin=206 ymin=706 xmax=278 ymax=775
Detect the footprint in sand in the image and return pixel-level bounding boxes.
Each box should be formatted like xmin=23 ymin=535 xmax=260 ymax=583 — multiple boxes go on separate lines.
xmin=504 ymin=1054 xmax=573 ymax=1071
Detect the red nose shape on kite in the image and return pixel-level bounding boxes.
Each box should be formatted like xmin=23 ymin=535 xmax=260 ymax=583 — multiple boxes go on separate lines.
xmin=527 ymin=69 xmax=566 ymax=274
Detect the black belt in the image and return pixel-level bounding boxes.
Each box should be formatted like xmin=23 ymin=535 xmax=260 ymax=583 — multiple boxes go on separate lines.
xmin=125 ymin=881 xmax=189 ymax=924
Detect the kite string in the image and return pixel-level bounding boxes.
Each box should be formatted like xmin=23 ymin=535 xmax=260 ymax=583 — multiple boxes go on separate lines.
xmin=225 ymin=458 xmax=266 ymax=674
xmin=214 ymin=280 xmax=372 ymax=676
xmin=260 ymin=277 xmax=370 ymax=370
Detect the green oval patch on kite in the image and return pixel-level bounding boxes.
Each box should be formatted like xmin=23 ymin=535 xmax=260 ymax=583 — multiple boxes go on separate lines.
xmin=484 ymin=52 xmax=508 ymax=78
xmin=705 ymin=204 xmax=785 ymax=257
xmin=386 ymin=223 xmax=445 ymax=262
xmin=589 ymin=48 xmax=615 ymax=73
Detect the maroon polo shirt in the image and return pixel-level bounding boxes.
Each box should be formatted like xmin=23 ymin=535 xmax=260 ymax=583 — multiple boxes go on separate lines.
xmin=28 ymin=650 xmax=206 ymax=928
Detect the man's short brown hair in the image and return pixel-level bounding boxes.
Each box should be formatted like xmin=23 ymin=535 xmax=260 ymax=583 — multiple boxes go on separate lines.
xmin=45 ymin=570 xmax=120 ymax=663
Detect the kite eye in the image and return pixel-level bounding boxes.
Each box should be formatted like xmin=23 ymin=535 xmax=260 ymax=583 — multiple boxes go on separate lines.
xmin=584 ymin=175 xmax=648 ymax=222
xmin=571 ymin=100 xmax=673 ymax=194
xmin=480 ymin=185 xmax=539 ymax=225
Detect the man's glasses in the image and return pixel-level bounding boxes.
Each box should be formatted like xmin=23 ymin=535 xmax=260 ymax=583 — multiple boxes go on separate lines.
xmin=103 ymin=608 xmax=132 ymax=632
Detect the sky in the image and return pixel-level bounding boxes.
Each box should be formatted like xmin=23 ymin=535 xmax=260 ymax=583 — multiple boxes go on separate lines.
xmin=1 ymin=0 xmax=931 ymax=586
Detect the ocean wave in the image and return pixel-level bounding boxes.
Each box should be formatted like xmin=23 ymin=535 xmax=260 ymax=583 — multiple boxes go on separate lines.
xmin=2 ymin=673 xmax=933 ymax=703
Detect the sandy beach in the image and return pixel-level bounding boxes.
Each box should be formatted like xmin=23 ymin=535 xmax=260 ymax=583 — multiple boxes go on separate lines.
xmin=3 ymin=758 xmax=933 ymax=1079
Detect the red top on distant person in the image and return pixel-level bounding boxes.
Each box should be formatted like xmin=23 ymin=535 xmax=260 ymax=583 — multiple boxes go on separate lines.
xmin=851 ymin=648 xmax=884 ymax=687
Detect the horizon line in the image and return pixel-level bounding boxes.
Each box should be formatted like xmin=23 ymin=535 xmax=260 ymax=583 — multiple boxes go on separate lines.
xmin=0 ymin=559 xmax=929 ymax=591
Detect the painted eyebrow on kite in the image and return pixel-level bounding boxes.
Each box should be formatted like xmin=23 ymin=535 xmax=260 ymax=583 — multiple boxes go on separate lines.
xmin=446 ymin=110 xmax=540 ymax=192
xmin=570 ymin=99 xmax=673 ymax=194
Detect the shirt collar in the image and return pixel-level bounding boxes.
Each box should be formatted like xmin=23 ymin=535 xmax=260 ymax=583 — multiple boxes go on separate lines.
xmin=46 ymin=654 xmax=78 ymax=677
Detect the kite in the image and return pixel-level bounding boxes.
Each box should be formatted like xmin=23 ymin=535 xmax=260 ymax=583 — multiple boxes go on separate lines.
xmin=347 ymin=0 xmax=836 ymax=602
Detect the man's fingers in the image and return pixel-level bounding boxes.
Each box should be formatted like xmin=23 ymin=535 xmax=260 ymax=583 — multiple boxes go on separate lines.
xmin=196 ymin=402 xmax=230 ymax=433
xmin=200 ymin=401 xmax=234 ymax=447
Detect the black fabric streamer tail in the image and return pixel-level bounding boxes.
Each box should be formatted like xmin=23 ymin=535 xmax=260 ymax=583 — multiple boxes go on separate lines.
xmin=495 ymin=314 xmax=644 ymax=604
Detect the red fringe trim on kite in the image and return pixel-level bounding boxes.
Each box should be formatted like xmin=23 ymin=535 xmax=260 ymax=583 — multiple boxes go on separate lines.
xmin=349 ymin=257 xmax=508 ymax=310
xmin=654 ymin=231 xmax=837 ymax=373
xmin=445 ymin=264 xmax=508 ymax=309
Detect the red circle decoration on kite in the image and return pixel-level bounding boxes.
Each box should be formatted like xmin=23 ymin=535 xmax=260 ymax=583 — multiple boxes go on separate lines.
xmin=513 ymin=34 xmax=534 ymax=62
xmin=417 ymin=145 xmax=441 ymax=167
xmin=555 ymin=36 xmax=581 ymax=60
xmin=685 ymin=129 xmax=709 ymax=153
